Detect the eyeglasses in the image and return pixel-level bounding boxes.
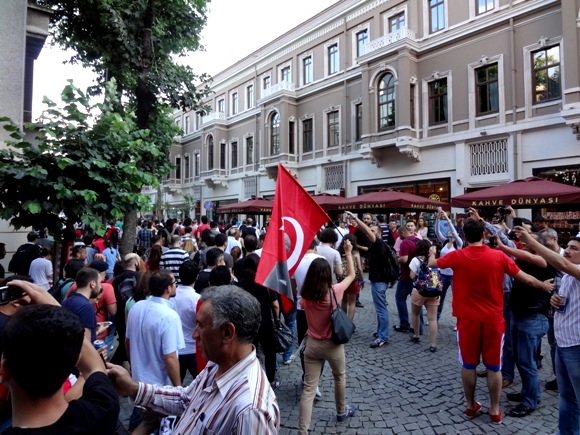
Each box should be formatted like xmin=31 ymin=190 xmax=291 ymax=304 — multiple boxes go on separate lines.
xmin=170 ymin=280 xmax=176 ymax=286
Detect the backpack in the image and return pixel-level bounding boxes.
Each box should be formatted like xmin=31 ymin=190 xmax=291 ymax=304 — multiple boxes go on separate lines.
xmin=48 ymin=278 xmax=75 ymax=304
xmin=382 ymin=241 xmax=399 ymax=282
xmin=8 ymin=244 xmax=41 ymax=276
xmin=118 ymin=275 xmax=137 ymax=303
xmin=192 ymin=248 xmax=208 ymax=270
xmin=413 ymin=258 xmax=442 ymax=298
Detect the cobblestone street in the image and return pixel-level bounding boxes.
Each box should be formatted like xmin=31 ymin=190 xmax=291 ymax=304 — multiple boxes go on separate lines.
xmin=119 ymin=279 xmax=560 ymax=434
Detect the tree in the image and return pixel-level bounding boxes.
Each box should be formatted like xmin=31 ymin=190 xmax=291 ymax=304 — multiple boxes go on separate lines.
xmin=0 ymin=80 xmax=177 ymax=239
xmin=34 ymin=0 xmax=212 ymax=253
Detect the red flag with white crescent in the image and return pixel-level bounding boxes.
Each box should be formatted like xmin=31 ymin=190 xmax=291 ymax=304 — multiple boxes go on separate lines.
xmin=255 ymin=164 xmax=331 ymax=312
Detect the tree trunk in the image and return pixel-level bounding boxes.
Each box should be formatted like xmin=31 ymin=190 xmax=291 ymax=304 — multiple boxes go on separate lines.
xmin=120 ymin=209 xmax=138 ymax=256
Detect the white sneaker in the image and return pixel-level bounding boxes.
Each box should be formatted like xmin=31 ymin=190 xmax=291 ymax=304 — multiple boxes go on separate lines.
xmin=282 ymin=354 xmax=295 ymax=365
xmin=315 ymin=386 xmax=322 ymax=398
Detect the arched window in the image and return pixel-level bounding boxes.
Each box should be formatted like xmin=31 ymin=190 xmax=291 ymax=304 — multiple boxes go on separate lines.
xmin=270 ymin=112 xmax=280 ymax=155
xmin=207 ymin=135 xmax=214 ymax=170
xmin=378 ymin=73 xmax=396 ymax=129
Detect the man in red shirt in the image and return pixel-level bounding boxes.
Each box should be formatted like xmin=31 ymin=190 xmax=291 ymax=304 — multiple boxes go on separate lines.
xmin=429 ymin=217 xmax=552 ymax=424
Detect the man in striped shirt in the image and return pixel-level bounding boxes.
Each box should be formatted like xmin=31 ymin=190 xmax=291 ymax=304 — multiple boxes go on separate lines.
xmin=160 ymin=235 xmax=190 ymax=284
xmin=515 ymin=230 xmax=580 ymax=435
xmin=107 ymin=285 xmax=280 ymax=434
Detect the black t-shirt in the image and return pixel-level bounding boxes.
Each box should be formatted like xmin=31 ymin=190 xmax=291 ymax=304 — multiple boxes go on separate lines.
xmin=354 ymin=228 xmax=371 ymax=257
xmin=509 ymin=260 xmax=556 ymax=318
xmin=194 ymin=270 xmax=211 ymax=294
xmin=3 ymin=372 xmax=119 ymax=435
xmin=368 ymin=238 xmax=388 ymax=283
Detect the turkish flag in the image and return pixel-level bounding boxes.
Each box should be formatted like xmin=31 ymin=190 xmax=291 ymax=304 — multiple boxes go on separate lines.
xmin=256 ymin=164 xmax=331 ymax=312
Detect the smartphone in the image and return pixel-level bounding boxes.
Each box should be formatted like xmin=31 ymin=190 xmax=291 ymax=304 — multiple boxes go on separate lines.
xmin=457 ymin=213 xmax=470 ymax=219
xmin=0 ymin=286 xmax=24 ymax=305
xmin=513 ymin=217 xmax=523 ymax=227
xmin=488 ymin=236 xmax=497 ymax=249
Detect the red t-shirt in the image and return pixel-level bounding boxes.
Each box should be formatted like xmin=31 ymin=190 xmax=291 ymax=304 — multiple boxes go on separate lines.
xmin=195 ymin=224 xmax=210 ymax=240
xmin=399 ymin=237 xmax=418 ymax=281
xmin=437 ymin=245 xmax=520 ymax=323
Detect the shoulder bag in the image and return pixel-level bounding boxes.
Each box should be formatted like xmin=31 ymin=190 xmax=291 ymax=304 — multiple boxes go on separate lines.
xmin=330 ymin=288 xmax=355 ymax=344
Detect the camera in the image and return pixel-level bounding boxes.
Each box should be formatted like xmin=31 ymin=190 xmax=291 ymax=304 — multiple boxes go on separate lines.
xmin=498 ymin=207 xmax=510 ymax=215
xmin=0 ymin=286 xmax=25 ymax=305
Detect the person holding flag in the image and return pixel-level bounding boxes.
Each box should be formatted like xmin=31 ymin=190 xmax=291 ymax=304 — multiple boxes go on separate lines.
xmin=255 ymin=164 xmax=331 ymax=312
xmin=298 ymin=239 xmax=357 ymax=433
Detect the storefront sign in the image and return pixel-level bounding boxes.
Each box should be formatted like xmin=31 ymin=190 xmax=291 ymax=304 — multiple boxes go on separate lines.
xmin=470 ymin=197 xmax=559 ymax=207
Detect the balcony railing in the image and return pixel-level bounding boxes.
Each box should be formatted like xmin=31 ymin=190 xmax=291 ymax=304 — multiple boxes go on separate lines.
xmin=364 ymin=27 xmax=417 ymax=55
xmin=202 ymin=111 xmax=227 ymax=125
xmin=261 ymin=81 xmax=295 ymax=100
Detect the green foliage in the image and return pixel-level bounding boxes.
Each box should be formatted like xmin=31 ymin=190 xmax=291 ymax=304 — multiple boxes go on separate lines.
xmin=0 ymin=80 xmax=176 ymax=236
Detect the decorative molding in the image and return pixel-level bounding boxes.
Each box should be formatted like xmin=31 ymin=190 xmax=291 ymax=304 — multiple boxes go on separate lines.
xmin=409 ymin=76 xmax=417 ymax=85
xmin=359 ymin=144 xmax=383 ymax=168
xmin=396 ymin=137 xmax=421 ymax=162
xmin=537 ymin=36 xmax=548 ymax=47
xmin=560 ymin=104 xmax=580 ymax=140
xmin=479 ymin=55 xmax=489 ymax=65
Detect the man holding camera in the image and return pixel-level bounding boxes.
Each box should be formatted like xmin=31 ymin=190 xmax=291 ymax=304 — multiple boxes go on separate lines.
xmin=1 ymin=280 xmax=119 ymax=434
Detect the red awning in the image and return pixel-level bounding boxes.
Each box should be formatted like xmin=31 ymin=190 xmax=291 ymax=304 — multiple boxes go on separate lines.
xmin=216 ymin=198 xmax=273 ymax=214
xmin=340 ymin=189 xmax=448 ymax=212
xmin=451 ymin=177 xmax=580 ymax=209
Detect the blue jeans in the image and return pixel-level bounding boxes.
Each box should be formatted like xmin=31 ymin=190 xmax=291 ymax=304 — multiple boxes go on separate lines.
xmin=556 ymin=344 xmax=580 ymax=435
xmin=395 ymin=279 xmax=413 ymax=329
xmin=282 ymin=309 xmax=297 ymax=362
xmin=511 ymin=313 xmax=548 ymax=408
xmin=371 ymin=281 xmax=389 ymax=342
xmin=502 ymin=292 xmax=515 ymax=382
xmin=437 ymin=274 xmax=453 ymax=320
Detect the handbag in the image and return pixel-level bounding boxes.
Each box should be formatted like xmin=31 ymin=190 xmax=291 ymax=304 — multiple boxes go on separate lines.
xmin=272 ymin=314 xmax=294 ymax=353
xmin=330 ymin=289 xmax=355 ymax=344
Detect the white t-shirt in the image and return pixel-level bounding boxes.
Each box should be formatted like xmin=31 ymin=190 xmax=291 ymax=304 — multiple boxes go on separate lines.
xmin=292 ymin=252 xmax=324 ymax=309
xmin=409 ymin=256 xmax=425 ymax=279
xmin=316 ymin=244 xmax=342 ymax=283
xmin=28 ymin=257 xmax=53 ymax=290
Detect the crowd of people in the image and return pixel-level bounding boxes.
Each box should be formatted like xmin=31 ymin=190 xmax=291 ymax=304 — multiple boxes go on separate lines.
xmin=0 ymin=207 xmax=578 ymax=434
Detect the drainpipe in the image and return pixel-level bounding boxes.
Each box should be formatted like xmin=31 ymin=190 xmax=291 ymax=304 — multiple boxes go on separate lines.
xmin=509 ymin=17 xmax=518 ymax=179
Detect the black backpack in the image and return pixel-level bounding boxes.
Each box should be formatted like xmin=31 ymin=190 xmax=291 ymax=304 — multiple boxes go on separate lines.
xmin=382 ymin=241 xmax=399 ymax=282
xmin=118 ymin=275 xmax=137 ymax=303
xmin=48 ymin=278 xmax=74 ymax=303
xmin=8 ymin=244 xmax=41 ymax=276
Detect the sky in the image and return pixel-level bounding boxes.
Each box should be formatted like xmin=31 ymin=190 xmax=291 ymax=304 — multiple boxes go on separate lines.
xmin=33 ymin=0 xmax=340 ymax=115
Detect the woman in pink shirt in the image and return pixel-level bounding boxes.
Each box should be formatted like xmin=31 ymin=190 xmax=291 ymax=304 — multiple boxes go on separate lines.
xmin=298 ymin=239 xmax=356 ymax=434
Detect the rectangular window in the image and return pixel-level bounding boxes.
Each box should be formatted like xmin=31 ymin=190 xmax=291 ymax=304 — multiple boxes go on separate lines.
xmin=429 ymin=78 xmax=448 ymax=125
xmin=196 ymin=112 xmax=202 ymax=130
xmin=263 ymin=76 xmax=271 ymax=89
xmin=389 ymin=12 xmax=405 ymax=32
xmin=231 ymin=92 xmax=238 ymax=115
xmin=208 ymin=145 xmax=214 ymax=170
xmin=175 ymin=157 xmax=181 ymax=180
xmin=218 ymin=99 xmax=225 ymax=113
xmin=429 ymin=0 xmax=445 ymax=33
xmin=184 ymin=155 xmax=190 ymax=179
xmin=477 ymin=0 xmax=494 ymax=15
xmin=281 ymin=66 xmax=291 ymax=82
xmin=356 ymin=30 xmax=368 ymax=58
xmin=246 ymin=85 xmax=254 ymax=109
xmin=303 ymin=119 xmax=313 ymax=153
xmin=246 ymin=136 xmax=254 ymax=165
xmin=231 ymin=142 xmax=238 ymax=168
xmin=410 ymin=84 xmax=416 ymax=129
xmin=355 ymin=104 xmax=362 ymax=142
xmin=289 ymin=121 xmax=295 ymax=154
xmin=195 ymin=153 xmax=200 ymax=177
xmin=533 ymin=46 xmax=561 ymax=103
xmin=303 ymin=56 xmax=313 ymax=85
xmin=184 ymin=116 xmax=190 ymax=134
xmin=327 ymin=111 xmax=339 ymax=147
xmin=476 ymin=64 xmax=499 ymax=115
xmin=220 ymin=143 xmax=226 ymax=170
xmin=328 ymin=44 xmax=339 ymax=75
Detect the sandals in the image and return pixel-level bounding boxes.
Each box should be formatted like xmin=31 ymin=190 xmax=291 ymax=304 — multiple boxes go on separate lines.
xmin=502 ymin=379 xmax=513 ymax=388
xmin=429 ymin=346 xmax=437 ymax=353
xmin=410 ymin=336 xmax=420 ymax=343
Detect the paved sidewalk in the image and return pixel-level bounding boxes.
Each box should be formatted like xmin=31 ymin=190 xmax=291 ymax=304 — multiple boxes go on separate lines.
xmin=118 ymin=280 xmax=560 ymax=434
